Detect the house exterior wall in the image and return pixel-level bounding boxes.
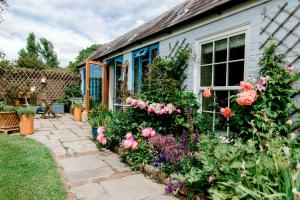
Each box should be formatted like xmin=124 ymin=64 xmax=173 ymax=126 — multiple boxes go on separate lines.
xmin=158 ymin=0 xmax=300 ymax=101
xmin=95 ymin=0 xmax=299 ymax=111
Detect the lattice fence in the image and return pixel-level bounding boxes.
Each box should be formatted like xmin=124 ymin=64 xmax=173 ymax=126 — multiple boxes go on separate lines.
xmin=0 ymin=68 xmax=81 ymax=101
xmin=260 ymin=1 xmax=300 ymax=64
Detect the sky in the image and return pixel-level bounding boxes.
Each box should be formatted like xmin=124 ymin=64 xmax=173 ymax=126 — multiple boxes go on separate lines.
xmin=0 ymin=0 xmax=185 ymax=67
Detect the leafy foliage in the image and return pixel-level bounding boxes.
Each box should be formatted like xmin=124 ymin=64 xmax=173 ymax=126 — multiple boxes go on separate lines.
xmin=17 ymin=32 xmax=60 ymax=69
xmin=16 ymin=107 xmax=35 ymax=117
xmin=231 ymin=43 xmax=300 ymax=138
xmin=0 ymin=102 xmax=16 ymax=112
xmin=67 ymin=44 xmax=101 ymax=73
xmin=39 ymin=38 xmax=59 ymax=68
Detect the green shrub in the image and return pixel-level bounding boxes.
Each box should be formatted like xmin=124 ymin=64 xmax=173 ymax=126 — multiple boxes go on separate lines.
xmin=0 ymin=102 xmax=16 ymax=112
xmin=16 ymin=107 xmax=35 ymax=117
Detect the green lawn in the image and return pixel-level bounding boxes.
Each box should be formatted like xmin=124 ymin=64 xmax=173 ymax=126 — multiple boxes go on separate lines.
xmin=0 ymin=135 xmax=66 ymax=200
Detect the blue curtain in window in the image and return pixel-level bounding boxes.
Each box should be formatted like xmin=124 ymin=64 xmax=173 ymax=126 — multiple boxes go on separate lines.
xmin=90 ymin=64 xmax=103 ymax=103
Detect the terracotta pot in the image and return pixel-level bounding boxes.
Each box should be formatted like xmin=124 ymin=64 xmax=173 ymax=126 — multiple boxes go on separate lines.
xmin=73 ymin=107 xmax=82 ymax=121
xmin=27 ymin=93 xmax=33 ymax=98
xmin=21 ymin=88 xmax=27 ymax=93
xmin=15 ymin=100 xmax=21 ymax=106
xmin=20 ymin=115 xmax=34 ymax=135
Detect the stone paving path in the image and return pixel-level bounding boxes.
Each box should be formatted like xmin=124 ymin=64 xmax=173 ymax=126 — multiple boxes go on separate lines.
xmin=27 ymin=114 xmax=176 ymax=200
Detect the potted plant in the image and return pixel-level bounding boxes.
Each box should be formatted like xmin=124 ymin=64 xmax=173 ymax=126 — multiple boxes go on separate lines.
xmin=16 ymin=107 xmax=35 ymax=135
xmin=15 ymin=99 xmax=21 ymax=106
xmin=20 ymin=84 xmax=27 ymax=93
xmin=17 ymin=91 xmax=23 ymax=99
xmin=0 ymin=103 xmax=19 ymax=132
xmin=88 ymin=117 xmax=100 ymax=139
xmin=26 ymin=91 xmax=33 ymax=99
xmin=72 ymin=103 xmax=82 ymax=121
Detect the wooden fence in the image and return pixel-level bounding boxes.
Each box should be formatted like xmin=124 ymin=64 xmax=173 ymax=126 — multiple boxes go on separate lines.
xmin=0 ymin=68 xmax=81 ymax=101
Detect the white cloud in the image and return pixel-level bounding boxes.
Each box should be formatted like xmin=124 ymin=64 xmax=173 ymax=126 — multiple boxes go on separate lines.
xmin=0 ymin=0 xmax=185 ymax=67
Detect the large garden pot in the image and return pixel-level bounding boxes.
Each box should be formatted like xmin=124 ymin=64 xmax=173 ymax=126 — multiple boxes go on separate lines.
xmin=73 ymin=107 xmax=82 ymax=121
xmin=20 ymin=115 xmax=34 ymax=135
xmin=52 ymin=103 xmax=65 ymax=114
xmin=92 ymin=127 xmax=98 ymax=139
xmin=0 ymin=112 xmax=20 ymax=131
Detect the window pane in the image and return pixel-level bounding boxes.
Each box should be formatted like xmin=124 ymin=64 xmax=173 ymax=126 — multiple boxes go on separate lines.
xmin=215 ymin=38 xmax=227 ymax=63
xmin=214 ymin=63 xmax=226 ymax=86
xmin=134 ymin=57 xmax=139 ymax=95
xmin=215 ymin=91 xmax=229 ymax=131
xmin=201 ymin=65 xmax=212 ymax=86
xmin=229 ymin=34 xmax=245 ymax=60
xmin=151 ymin=48 xmax=158 ymax=62
xmin=201 ymin=42 xmax=213 ymax=64
xmin=228 ymin=61 xmax=244 ymax=86
xmin=215 ymin=91 xmax=229 ymax=108
xmin=115 ymin=62 xmax=122 ymax=103
xmin=202 ymin=95 xmax=213 ymax=111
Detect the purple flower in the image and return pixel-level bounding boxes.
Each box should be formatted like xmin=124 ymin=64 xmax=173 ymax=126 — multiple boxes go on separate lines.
xmin=193 ymin=129 xmax=199 ymax=147
xmin=150 ymin=134 xmax=188 ymax=165
xmin=180 ymin=130 xmax=189 ymax=151
xmin=165 ymin=178 xmax=185 ymax=193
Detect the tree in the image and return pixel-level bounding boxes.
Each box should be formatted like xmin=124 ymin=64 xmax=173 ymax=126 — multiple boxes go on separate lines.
xmin=18 ymin=32 xmax=40 ymax=59
xmin=0 ymin=0 xmax=8 ymax=23
xmin=0 ymin=50 xmax=11 ymax=68
xmin=39 ymin=38 xmax=59 ymax=68
xmin=16 ymin=32 xmax=60 ymax=69
xmin=67 ymin=44 xmax=101 ymax=73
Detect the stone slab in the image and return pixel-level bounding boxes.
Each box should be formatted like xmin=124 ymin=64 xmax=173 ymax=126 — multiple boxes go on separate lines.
xmin=59 ymin=155 xmax=108 ymax=173
xmin=100 ymin=174 xmax=169 ymax=200
xmin=99 ymin=153 xmax=131 ymax=173
xmin=66 ymin=167 xmax=115 ymax=182
xmin=72 ymin=183 xmax=107 ymax=200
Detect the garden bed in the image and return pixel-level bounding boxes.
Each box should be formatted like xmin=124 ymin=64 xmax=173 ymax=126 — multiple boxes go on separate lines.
xmin=90 ymin=45 xmax=300 ymax=199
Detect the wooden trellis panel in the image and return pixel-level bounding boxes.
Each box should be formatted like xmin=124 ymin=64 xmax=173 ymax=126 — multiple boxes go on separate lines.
xmin=0 ymin=68 xmax=80 ymax=102
xmin=260 ymin=1 xmax=300 ymax=64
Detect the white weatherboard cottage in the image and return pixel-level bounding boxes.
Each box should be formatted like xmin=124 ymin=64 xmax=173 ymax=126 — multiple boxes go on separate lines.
xmin=79 ymin=0 xmax=300 ymax=130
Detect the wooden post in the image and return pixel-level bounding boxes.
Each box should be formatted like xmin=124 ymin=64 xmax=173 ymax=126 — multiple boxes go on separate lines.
xmin=103 ymin=63 xmax=108 ymax=109
xmin=85 ymin=60 xmax=108 ymax=112
xmin=85 ymin=60 xmax=90 ymax=112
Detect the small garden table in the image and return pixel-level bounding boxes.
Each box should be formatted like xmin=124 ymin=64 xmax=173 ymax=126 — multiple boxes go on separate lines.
xmin=40 ymin=98 xmax=58 ymax=119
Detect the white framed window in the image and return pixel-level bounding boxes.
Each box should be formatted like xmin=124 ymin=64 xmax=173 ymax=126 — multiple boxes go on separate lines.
xmin=197 ymin=26 xmax=249 ymax=132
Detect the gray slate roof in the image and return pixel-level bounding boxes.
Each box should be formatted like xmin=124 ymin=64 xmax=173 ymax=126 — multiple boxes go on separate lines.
xmin=80 ymin=0 xmax=244 ymax=65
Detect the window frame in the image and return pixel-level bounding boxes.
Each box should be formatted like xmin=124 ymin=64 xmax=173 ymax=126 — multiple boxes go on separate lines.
xmin=132 ymin=43 xmax=159 ymax=95
xmin=106 ymin=55 xmax=124 ymax=110
xmin=196 ymin=25 xmax=250 ymax=132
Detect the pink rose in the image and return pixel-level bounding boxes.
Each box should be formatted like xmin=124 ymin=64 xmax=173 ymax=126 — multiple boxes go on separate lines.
xmin=256 ymin=84 xmax=266 ymax=92
xmin=203 ymin=87 xmax=212 ymax=98
xmin=125 ymin=132 xmax=133 ymax=140
xmin=236 ymin=90 xmax=257 ymax=106
xmin=131 ymin=141 xmax=139 ymax=150
xmin=123 ymin=139 xmax=134 ymax=149
xmin=220 ymin=107 xmax=233 ymax=119
xmin=99 ymin=137 xmax=107 ymax=145
xmin=126 ymin=97 xmax=133 ymax=104
xmin=142 ymin=128 xmax=156 ymax=138
xmin=259 ymin=76 xmax=269 ymax=85
xmin=240 ymin=82 xmax=253 ymax=90
xmin=284 ymin=64 xmax=295 ymax=72
xmin=97 ymin=126 xmax=106 ymax=135
xmin=176 ymin=108 xmax=181 ymax=113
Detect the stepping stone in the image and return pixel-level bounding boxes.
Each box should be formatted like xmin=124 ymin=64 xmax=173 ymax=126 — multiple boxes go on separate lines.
xmin=72 ymin=183 xmax=108 ymax=200
xmin=59 ymin=155 xmax=108 ymax=173
xmin=100 ymin=174 xmax=174 ymax=200
xmin=98 ymin=153 xmax=131 ymax=173
xmin=66 ymin=167 xmax=115 ymax=183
